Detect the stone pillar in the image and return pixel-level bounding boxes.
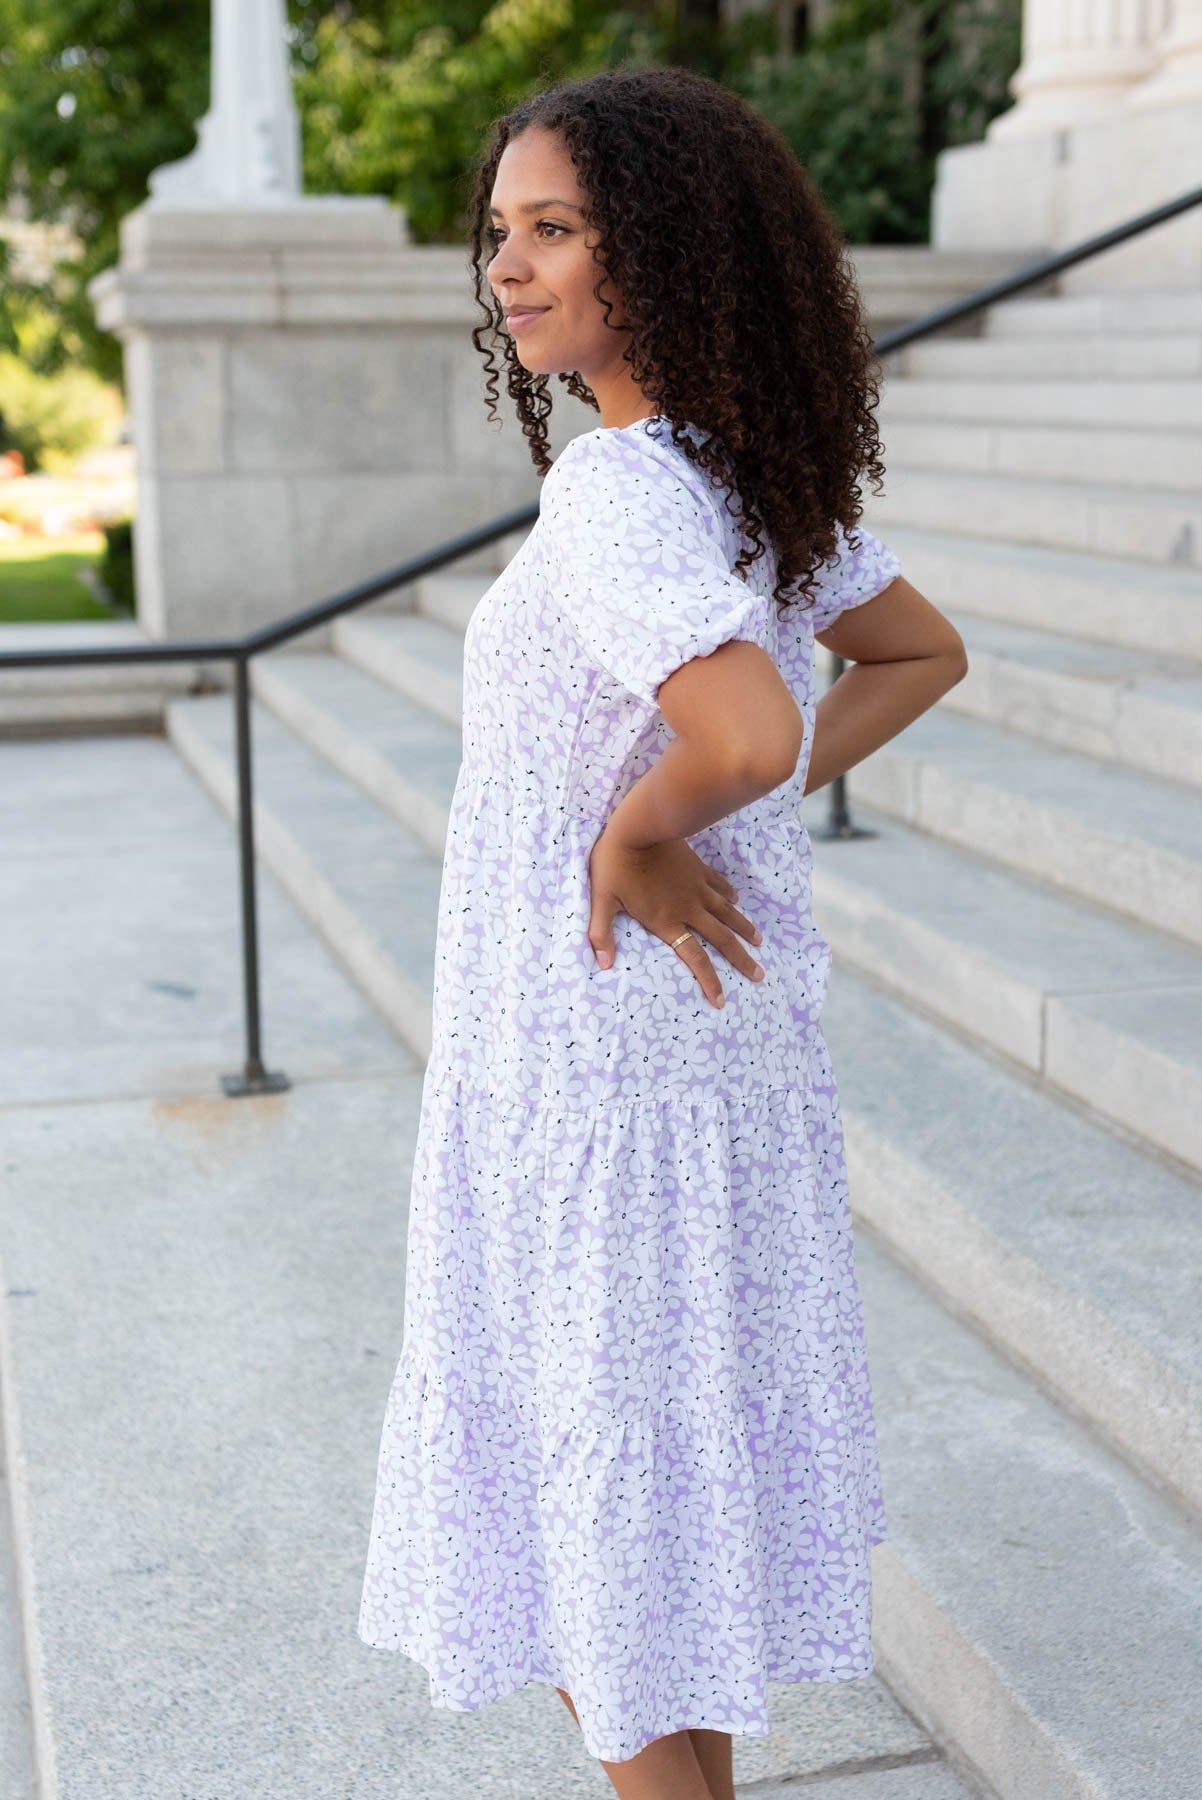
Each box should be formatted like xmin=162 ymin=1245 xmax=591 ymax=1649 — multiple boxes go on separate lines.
xmin=147 ymin=0 xmax=302 ymax=205
xmin=1125 ymin=0 xmax=1202 ymax=107
xmin=931 ymin=0 xmax=1202 ymax=288
xmin=86 ymin=207 xmax=574 ymax=641
xmin=83 ymin=0 xmax=593 ymax=640
xmin=988 ymin=0 xmax=1169 ymax=139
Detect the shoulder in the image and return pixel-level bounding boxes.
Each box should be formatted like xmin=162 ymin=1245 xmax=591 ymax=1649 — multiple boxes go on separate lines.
xmin=541 ymin=421 xmax=728 ymax=549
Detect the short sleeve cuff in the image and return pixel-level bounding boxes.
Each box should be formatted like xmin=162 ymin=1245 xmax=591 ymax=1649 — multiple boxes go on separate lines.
xmin=541 ymin=428 xmax=773 ymax=710
xmin=805 ymin=524 xmax=900 ymax=634
xmin=629 ymin=581 xmax=772 ymax=708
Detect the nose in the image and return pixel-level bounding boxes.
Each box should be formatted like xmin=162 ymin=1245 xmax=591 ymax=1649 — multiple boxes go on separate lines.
xmin=487 ymin=234 xmax=531 ymax=294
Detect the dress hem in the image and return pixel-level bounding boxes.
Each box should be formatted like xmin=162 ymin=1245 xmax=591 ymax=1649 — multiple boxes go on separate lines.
xmin=357 ymin=1519 xmax=887 ymax=1764
xmin=357 ymin=1628 xmax=884 ymax=1765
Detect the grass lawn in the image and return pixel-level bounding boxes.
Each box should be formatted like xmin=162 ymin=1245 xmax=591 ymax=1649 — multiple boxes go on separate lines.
xmin=0 ymin=534 xmax=113 ymax=623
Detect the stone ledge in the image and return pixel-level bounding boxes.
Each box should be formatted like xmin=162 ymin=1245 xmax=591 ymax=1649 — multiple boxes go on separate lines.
xmin=0 ymin=620 xmax=212 ymax=730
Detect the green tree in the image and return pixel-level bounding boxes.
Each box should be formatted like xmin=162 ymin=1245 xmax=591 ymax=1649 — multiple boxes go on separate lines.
xmin=0 ymin=0 xmax=641 ymax=376
xmin=0 ymin=0 xmax=215 ymax=380
xmin=293 ymin=0 xmax=647 ymax=244
xmin=731 ymin=0 xmax=1021 ymax=243
xmin=0 ymin=0 xmax=1019 ymax=380
xmin=0 ymin=346 xmax=116 ymax=471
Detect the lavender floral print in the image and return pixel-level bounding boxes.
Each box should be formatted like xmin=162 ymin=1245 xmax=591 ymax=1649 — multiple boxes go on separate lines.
xmin=358 ymin=416 xmax=899 ymax=1763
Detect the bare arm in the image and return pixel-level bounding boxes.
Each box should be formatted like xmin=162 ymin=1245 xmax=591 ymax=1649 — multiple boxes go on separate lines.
xmin=600 ymin=570 xmax=968 ymax=837
xmin=806 ymin=573 xmax=968 ymax=793
xmin=601 ymin=637 xmax=804 ymax=851
xmin=586 ymin=572 xmax=967 ymax=1003
xmin=587 ymin=637 xmax=803 ymax=1000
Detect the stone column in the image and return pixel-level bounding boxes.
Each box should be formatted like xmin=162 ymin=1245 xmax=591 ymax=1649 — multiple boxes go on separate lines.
xmin=988 ymin=0 xmax=1169 ymax=139
xmin=1124 ymin=0 xmax=1202 ymax=107
xmin=147 ymin=0 xmax=302 ymax=205
xmin=84 ymin=0 xmax=589 ymax=640
xmin=85 ymin=208 xmax=573 ymax=642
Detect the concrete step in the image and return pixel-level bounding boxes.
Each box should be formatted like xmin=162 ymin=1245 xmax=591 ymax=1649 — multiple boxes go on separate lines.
xmin=845 ymin=707 xmax=1202 ymax=952
xmin=333 ymin=609 xmax=465 ymax=730
xmin=0 ymin=1317 xmax=38 ymax=1799
xmin=897 ymin=334 xmax=1202 ymax=379
xmin=880 ymin=376 xmax=1202 ymax=431
xmin=250 ymin=648 xmax=462 ymax=862
xmin=363 ymin=526 xmax=529 ymax=614
xmin=879 ymin=414 xmax=1202 ymax=489
xmin=865 ymin=467 xmax=1201 ymax=567
xmin=165 ymin=693 xmax=441 ymax=1063
xmin=870 ymin=525 xmax=1202 ymax=658
xmin=251 ymin=643 xmax=1202 ymax=1177
xmin=0 ymin=620 xmax=205 ymax=733
xmin=853 ymin=1211 xmax=1202 ymax=1800
xmin=826 ymin=612 xmax=1202 ymax=789
xmin=0 ymin=733 xmax=990 ymax=1795
xmin=827 ymin=960 xmax=1202 ymax=1523
xmin=986 ymin=292 xmax=1202 ymax=337
xmin=163 ymin=667 xmax=1202 ymax=1797
xmin=810 ymin=802 xmax=1202 ymax=1174
xmin=411 ymin=570 xmax=496 ymax=633
xmin=195 ymin=653 xmax=1202 ymax=1520
xmin=754 ymin=1766 xmax=984 ymax=1799
xmin=327 ymin=616 xmax=1202 ymax=1160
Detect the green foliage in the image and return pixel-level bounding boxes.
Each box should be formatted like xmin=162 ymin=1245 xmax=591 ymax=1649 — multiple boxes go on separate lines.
xmin=0 ymin=345 xmax=115 ymax=471
xmin=0 ymin=0 xmax=1021 ymax=374
xmin=99 ymin=514 xmax=134 ymax=613
xmin=920 ymin=0 xmax=1025 ymax=149
xmin=732 ymin=29 xmax=930 ymax=242
xmin=731 ymin=0 xmax=1022 ymax=243
xmin=294 ymin=0 xmax=659 ymax=243
xmin=0 ymin=0 xmax=213 ymax=380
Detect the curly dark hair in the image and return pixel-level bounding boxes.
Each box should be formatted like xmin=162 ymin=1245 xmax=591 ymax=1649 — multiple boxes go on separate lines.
xmin=466 ymin=64 xmax=888 ymax=617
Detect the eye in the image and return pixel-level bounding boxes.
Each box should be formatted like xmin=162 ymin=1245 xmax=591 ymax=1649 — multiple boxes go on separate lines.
xmin=485 ymin=220 xmax=567 ymax=246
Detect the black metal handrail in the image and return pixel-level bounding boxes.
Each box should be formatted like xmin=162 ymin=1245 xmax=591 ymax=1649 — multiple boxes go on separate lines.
xmin=0 ymin=504 xmax=542 ymax=1098
xmin=815 ymin=179 xmax=1202 ymax=843
xmin=4 ymin=182 xmax=1200 ymax=1093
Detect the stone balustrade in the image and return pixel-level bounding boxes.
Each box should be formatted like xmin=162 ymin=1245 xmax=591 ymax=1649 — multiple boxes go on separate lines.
xmin=933 ymin=0 xmax=1202 ymax=287
xmin=991 ymin=0 xmax=1176 ymax=137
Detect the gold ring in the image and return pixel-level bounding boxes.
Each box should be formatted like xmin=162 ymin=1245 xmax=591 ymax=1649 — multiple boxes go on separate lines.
xmin=670 ymin=930 xmax=695 ymax=950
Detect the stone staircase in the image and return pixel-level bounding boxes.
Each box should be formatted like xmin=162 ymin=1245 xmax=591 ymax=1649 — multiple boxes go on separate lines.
xmin=164 ymin=286 xmax=1202 ymax=1799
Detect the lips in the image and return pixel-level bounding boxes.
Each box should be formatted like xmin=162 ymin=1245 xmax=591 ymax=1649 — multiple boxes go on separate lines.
xmin=505 ymin=307 xmax=549 ymax=329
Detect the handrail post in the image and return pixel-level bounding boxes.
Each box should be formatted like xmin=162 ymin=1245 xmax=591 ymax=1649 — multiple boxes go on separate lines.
xmin=813 ymin=653 xmax=877 ymax=843
xmin=221 ymin=653 xmax=290 ymax=1097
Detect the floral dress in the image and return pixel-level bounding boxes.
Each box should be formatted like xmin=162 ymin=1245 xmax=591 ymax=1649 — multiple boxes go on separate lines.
xmin=357 ymin=414 xmax=900 ymax=1764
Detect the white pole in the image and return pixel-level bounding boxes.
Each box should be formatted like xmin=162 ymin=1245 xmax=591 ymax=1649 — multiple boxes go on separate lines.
xmin=147 ymin=0 xmax=302 ymax=207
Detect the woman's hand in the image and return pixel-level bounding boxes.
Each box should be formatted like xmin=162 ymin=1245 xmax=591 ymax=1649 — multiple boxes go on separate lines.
xmin=587 ymin=824 xmax=766 ymax=1008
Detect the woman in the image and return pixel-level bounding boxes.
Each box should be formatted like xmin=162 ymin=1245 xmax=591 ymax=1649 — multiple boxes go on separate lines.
xmin=358 ymin=65 xmax=967 ymax=1800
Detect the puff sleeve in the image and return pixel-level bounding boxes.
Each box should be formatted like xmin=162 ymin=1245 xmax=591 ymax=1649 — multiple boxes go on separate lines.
xmin=803 ymin=522 xmax=901 ymax=635
xmin=539 ymin=428 xmax=773 ymax=709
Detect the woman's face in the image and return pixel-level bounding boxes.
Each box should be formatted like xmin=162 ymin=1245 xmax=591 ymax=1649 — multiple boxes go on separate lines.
xmin=486 ymin=126 xmax=640 ymax=407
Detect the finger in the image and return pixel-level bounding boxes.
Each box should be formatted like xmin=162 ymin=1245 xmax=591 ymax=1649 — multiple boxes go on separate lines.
xmin=710 ymin=896 xmax=763 ymax=947
xmin=667 ymin=929 xmax=726 ymax=1008
xmin=588 ymin=895 xmax=617 ymax=969
xmin=703 ymin=916 xmax=766 ymax=984
xmin=703 ymin=865 xmax=740 ymax=904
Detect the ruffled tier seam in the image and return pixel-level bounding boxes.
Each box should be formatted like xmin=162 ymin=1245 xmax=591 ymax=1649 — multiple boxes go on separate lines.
xmin=420 ymin=1068 xmax=828 ymax=1120
xmin=405 ymin=1367 xmax=863 ymax=1442
xmin=384 ymin=1358 xmax=888 ymax=1538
